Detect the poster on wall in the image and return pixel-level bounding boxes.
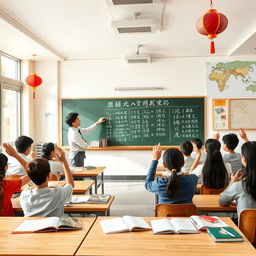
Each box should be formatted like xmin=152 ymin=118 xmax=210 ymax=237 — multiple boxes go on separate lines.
xmin=206 ymin=61 xmax=256 ymax=98
xmin=212 ymin=99 xmax=229 ymax=130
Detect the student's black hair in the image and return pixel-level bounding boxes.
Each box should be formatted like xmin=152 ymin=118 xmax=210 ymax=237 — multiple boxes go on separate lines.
xmin=241 ymin=141 xmax=256 ymax=200
xmin=180 ymin=140 xmax=193 ymax=156
xmin=163 ymin=148 xmax=184 ymax=198
xmin=15 ymin=136 xmax=33 ymax=153
xmin=202 ymin=139 xmax=228 ymax=189
xmin=41 ymin=143 xmax=55 ymax=160
xmin=191 ymin=138 xmax=203 ymax=150
xmin=65 ymin=112 xmax=79 ymax=127
xmin=27 ymin=158 xmax=51 ymax=186
xmin=222 ymin=133 xmax=239 ymax=150
xmin=0 ymin=153 xmax=8 ymax=211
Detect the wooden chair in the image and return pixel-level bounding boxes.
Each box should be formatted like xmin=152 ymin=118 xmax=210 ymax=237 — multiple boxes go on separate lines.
xmin=5 ymin=175 xmax=22 ymax=180
xmin=155 ymin=203 xmax=197 ymax=217
xmin=239 ymin=209 xmax=256 ymax=245
xmin=49 ymin=173 xmax=59 ymax=181
xmin=200 ymin=184 xmax=227 ymax=195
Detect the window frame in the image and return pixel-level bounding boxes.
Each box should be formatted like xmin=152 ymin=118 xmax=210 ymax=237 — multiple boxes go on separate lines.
xmin=0 ymin=51 xmax=22 ymax=144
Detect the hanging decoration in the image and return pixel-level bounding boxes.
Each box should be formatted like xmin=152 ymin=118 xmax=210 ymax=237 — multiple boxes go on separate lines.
xmin=25 ymin=54 xmax=43 ymax=99
xmin=196 ymin=0 xmax=228 ymax=54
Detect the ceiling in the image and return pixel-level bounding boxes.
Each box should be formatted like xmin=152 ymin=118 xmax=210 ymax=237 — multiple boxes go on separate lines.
xmin=0 ymin=0 xmax=255 ymax=61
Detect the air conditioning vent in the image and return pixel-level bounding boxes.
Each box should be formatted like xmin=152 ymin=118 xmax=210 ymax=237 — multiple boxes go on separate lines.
xmin=112 ymin=19 xmax=157 ymax=34
xmin=125 ymin=54 xmax=151 ymax=63
xmin=107 ymin=0 xmax=162 ymax=5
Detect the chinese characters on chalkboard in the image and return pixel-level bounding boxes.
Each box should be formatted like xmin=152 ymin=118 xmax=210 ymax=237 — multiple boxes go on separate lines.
xmin=105 ymin=99 xmax=200 ymax=144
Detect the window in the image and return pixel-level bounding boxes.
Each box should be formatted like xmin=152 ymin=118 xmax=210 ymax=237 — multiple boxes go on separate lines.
xmin=0 ymin=53 xmax=20 ymax=80
xmin=0 ymin=52 xmax=21 ymax=145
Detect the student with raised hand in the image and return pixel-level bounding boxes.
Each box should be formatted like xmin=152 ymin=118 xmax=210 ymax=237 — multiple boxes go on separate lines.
xmin=0 ymin=143 xmax=30 ymax=216
xmin=6 ymin=136 xmax=34 ymax=176
xmin=180 ymin=140 xmax=194 ymax=174
xmin=65 ymin=112 xmax=105 ymax=167
xmin=191 ymin=137 xmax=206 ymax=163
xmin=191 ymin=139 xmax=232 ymax=187
xmin=219 ymin=141 xmax=256 ymax=219
xmin=20 ymin=145 xmax=74 ymax=217
xmin=222 ymin=133 xmax=242 ymax=174
xmin=145 ymin=144 xmax=198 ymax=204
xmin=41 ymin=142 xmax=64 ymax=180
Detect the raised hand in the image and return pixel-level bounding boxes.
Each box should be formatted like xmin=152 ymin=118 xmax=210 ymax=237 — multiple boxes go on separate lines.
xmin=239 ymin=128 xmax=249 ymax=142
xmin=2 ymin=143 xmax=18 ymax=157
xmin=152 ymin=143 xmax=162 ymax=161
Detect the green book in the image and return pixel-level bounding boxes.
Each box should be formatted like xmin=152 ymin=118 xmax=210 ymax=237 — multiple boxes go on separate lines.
xmin=207 ymin=227 xmax=244 ymax=242
xmin=85 ymin=165 xmax=96 ymax=170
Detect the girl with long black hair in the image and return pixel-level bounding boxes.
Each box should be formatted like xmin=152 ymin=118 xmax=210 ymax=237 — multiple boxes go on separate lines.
xmin=145 ymin=144 xmax=198 ymax=203
xmin=219 ymin=141 xmax=256 ymax=218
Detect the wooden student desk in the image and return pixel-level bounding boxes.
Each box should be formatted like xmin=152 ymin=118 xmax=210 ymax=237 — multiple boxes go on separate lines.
xmin=61 ymin=166 xmax=106 ymax=194
xmin=22 ymin=180 xmax=95 ymax=194
xmin=0 ymin=217 xmax=96 ymax=256
xmin=193 ymin=194 xmax=236 ymax=212
xmin=12 ymin=195 xmax=115 ymax=216
xmin=76 ymin=217 xmax=256 ymax=256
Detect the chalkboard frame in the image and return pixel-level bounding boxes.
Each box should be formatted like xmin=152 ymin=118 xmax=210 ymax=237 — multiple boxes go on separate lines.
xmin=59 ymin=96 xmax=206 ymax=150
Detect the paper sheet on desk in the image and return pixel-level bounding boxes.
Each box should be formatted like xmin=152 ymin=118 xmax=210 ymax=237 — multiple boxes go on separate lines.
xmin=70 ymin=167 xmax=86 ymax=172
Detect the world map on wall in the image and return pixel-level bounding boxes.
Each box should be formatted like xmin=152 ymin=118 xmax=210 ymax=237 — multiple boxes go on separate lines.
xmin=206 ymin=61 xmax=256 ymax=98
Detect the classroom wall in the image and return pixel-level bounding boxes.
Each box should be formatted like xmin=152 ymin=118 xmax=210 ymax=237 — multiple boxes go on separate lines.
xmin=33 ymin=56 xmax=256 ymax=175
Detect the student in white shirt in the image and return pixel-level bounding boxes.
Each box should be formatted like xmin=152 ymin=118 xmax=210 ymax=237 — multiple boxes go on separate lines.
xmin=180 ymin=140 xmax=194 ymax=174
xmin=65 ymin=112 xmax=105 ymax=167
xmin=6 ymin=136 xmax=34 ymax=176
xmin=191 ymin=138 xmax=206 ymax=164
xmin=20 ymin=145 xmax=74 ymax=217
xmin=222 ymin=133 xmax=242 ymax=174
xmin=41 ymin=142 xmax=64 ymax=179
xmin=191 ymin=139 xmax=232 ymax=187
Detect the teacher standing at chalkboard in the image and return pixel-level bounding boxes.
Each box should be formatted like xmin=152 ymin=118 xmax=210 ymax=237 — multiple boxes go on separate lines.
xmin=65 ymin=112 xmax=105 ymax=167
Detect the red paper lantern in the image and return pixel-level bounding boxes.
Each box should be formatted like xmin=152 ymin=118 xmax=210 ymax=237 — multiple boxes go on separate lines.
xmin=25 ymin=73 xmax=43 ymax=99
xmin=196 ymin=8 xmax=228 ymax=54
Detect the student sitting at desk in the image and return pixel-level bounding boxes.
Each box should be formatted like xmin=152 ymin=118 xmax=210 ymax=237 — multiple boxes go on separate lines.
xmin=180 ymin=140 xmax=195 ymax=174
xmin=0 ymin=143 xmax=30 ymax=216
xmin=219 ymin=141 xmax=256 ymax=219
xmin=191 ymin=139 xmax=232 ymax=187
xmin=41 ymin=142 xmax=64 ymax=180
xmin=20 ymin=145 xmax=74 ymax=217
xmin=6 ymin=136 xmax=34 ymax=176
xmin=145 ymin=144 xmax=198 ymax=204
xmin=191 ymin=137 xmax=206 ymax=164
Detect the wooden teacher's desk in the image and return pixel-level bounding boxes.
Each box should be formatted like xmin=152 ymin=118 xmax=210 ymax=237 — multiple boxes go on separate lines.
xmin=12 ymin=195 xmax=115 ymax=216
xmin=22 ymin=180 xmax=95 ymax=194
xmin=61 ymin=166 xmax=106 ymax=194
xmin=0 ymin=217 xmax=96 ymax=256
xmin=76 ymin=217 xmax=256 ymax=256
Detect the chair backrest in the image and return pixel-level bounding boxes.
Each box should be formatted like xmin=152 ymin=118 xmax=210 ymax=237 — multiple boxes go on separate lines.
xmin=49 ymin=173 xmax=58 ymax=181
xmin=5 ymin=175 xmax=22 ymax=180
xmin=239 ymin=209 xmax=256 ymax=245
xmin=155 ymin=203 xmax=197 ymax=217
xmin=200 ymin=184 xmax=227 ymax=195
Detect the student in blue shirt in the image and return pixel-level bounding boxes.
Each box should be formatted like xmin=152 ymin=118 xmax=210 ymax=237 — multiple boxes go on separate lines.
xmin=145 ymin=144 xmax=198 ymax=204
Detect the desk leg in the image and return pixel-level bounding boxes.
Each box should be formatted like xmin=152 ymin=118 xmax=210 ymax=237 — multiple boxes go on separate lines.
xmin=101 ymin=172 xmax=104 ymax=194
xmin=155 ymin=194 xmax=159 ymax=205
xmin=94 ymin=177 xmax=98 ymax=194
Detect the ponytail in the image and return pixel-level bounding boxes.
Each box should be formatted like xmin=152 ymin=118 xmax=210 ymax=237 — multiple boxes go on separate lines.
xmin=163 ymin=149 xmax=184 ymax=199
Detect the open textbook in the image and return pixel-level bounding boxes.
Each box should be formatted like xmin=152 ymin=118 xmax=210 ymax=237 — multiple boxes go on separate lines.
xmin=71 ymin=194 xmax=111 ymax=204
xmin=151 ymin=216 xmax=228 ymax=234
xmin=12 ymin=217 xmax=82 ymax=234
xmin=100 ymin=216 xmax=151 ymax=234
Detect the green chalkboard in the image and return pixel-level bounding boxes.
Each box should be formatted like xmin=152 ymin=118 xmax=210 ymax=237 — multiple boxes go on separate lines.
xmin=62 ymin=97 xmax=205 ymax=147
